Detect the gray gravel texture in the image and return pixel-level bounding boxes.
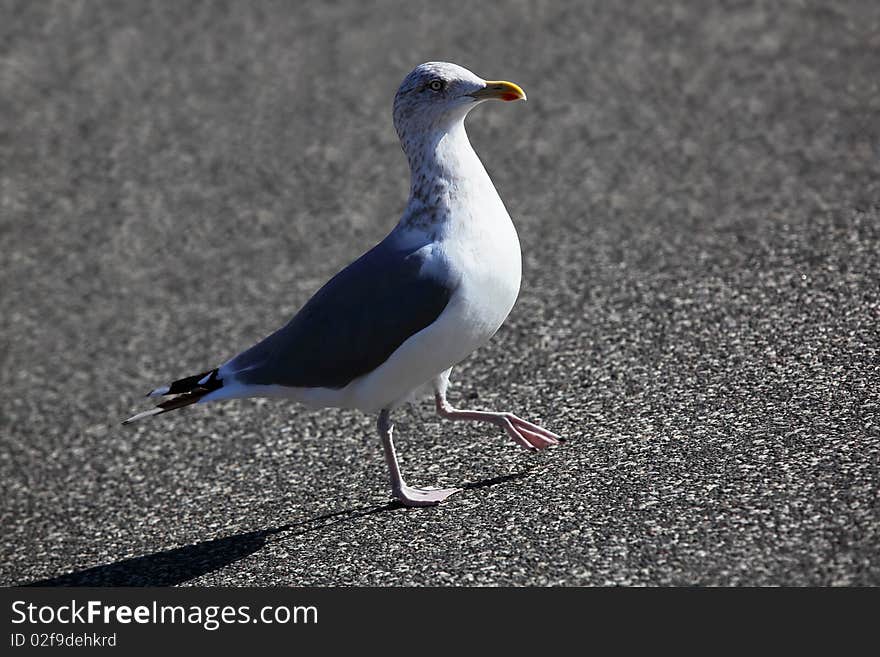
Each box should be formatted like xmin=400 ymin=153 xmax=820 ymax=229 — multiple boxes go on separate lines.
xmin=2 ymin=1 xmax=879 ymax=586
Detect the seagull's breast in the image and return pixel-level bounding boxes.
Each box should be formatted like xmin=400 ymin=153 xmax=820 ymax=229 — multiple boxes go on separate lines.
xmin=444 ymin=191 xmax=522 ymax=344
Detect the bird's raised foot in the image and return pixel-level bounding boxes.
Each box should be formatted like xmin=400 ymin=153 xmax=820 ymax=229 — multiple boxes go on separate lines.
xmin=500 ymin=414 xmax=564 ymax=451
xmin=434 ymin=397 xmax=564 ymax=452
xmin=392 ymin=484 xmax=461 ymax=507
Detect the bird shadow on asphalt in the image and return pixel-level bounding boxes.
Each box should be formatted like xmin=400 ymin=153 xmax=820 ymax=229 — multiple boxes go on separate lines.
xmin=21 ymin=470 xmax=530 ymax=587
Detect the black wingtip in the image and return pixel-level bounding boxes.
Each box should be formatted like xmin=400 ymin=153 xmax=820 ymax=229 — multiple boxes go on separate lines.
xmin=168 ymin=369 xmax=221 ymax=395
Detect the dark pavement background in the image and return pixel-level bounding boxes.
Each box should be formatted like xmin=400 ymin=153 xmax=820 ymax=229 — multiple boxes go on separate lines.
xmin=2 ymin=1 xmax=878 ymax=586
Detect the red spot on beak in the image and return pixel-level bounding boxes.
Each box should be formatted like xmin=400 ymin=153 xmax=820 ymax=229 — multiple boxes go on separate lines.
xmin=501 ymin=92 xmax=520 ymax=101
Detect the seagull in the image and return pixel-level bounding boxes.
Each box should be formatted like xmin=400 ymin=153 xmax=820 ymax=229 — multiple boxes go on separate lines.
xmin=124 ymin=62 xmax=562 ymax=507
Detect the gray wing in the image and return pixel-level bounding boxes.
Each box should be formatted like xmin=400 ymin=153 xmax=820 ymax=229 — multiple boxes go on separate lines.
xmin=223 ymin=240 xmax=456 ymax=389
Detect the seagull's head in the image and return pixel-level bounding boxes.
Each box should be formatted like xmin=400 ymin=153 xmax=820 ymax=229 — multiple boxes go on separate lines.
xmin=393 ymin=62 xmax=525 ymax=140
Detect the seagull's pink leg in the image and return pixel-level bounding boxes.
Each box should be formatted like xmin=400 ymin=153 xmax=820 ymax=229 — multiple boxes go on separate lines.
xmin=434 ymin=392 xmax=563 ymax=451
xmin=378 ymin=409 xmax=460 ymax=507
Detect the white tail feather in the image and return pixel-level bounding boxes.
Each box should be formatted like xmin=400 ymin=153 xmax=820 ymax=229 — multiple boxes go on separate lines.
xmin=122 ymin=407 xmax=165 ymax=425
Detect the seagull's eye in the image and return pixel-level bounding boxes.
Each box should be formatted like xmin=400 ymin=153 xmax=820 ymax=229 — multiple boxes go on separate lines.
xmin=427 ymin=80 xmax=444 ymax=92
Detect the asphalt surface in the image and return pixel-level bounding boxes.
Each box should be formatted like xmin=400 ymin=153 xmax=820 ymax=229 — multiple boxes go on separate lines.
xmin=2 ymin=1 xmax=879 ymax=586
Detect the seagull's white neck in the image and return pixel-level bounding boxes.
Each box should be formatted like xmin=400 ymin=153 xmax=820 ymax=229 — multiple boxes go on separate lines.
xmin=403 ymin=120 xmax=483 ymax=189
xmin=397 ymin=119 xmax=499 ymax=234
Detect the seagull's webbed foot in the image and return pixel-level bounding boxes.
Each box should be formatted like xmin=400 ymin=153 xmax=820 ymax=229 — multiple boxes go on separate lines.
xmin=392 ymin=484 xmax=461 ymax=507
xmin=435 ymin=393 xmax=564 ymax=451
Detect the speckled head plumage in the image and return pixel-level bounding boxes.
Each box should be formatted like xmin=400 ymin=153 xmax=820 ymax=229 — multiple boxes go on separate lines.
xmin=392 ymin=62 xmax=526 ymax=145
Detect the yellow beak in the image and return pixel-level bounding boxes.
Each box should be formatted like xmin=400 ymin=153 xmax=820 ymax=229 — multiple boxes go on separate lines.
xmin=469 ymin=80 xmax=527 ymax=102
